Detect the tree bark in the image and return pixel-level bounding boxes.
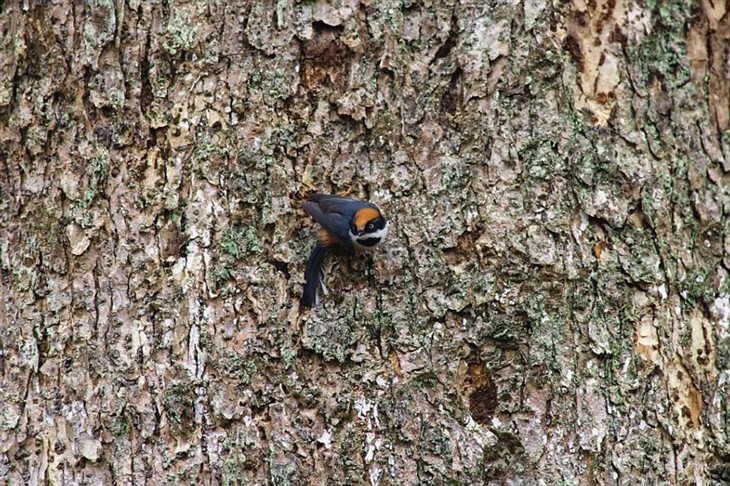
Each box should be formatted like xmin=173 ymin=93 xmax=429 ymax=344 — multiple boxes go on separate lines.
xmin=1 ymin=0 xmax=729 ymax=484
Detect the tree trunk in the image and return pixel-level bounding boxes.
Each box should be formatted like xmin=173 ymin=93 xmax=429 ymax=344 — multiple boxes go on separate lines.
xmin=1 ymin=0 xmax=729 ymax=484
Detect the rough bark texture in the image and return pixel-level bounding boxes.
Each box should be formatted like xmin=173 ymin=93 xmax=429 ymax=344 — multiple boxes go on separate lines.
xmin=1 ymin=0 xmax=729 ymax=484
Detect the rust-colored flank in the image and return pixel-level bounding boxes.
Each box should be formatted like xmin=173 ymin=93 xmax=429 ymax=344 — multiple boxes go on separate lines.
xmin=319 ymin=229 xmax=338 ymax=246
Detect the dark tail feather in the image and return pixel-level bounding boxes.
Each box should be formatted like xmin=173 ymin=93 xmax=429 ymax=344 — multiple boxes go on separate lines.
xmin=302 ymin=242 xmax=330 ymax=307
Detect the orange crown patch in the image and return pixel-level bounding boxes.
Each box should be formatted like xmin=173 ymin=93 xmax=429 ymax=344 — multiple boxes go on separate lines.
xmin=354 ymin=207 xmax=380 ymax=230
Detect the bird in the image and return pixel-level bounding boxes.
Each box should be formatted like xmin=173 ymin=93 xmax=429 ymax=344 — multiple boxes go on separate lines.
xmin=301 ymin=192 xmax=389 ymax=307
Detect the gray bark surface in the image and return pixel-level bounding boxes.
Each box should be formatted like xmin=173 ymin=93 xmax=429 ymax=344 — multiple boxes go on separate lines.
xmin=1 ymin=0 xmax=729 ymax=484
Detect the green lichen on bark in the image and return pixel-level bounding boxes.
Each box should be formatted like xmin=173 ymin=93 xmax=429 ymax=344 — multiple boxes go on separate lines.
xmin=0 ymin=0 xmax=729 ymax=484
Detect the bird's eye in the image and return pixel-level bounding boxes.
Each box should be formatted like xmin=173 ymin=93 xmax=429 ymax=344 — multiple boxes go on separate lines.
xmin=367 ymin=223 xmax=374 ymax=230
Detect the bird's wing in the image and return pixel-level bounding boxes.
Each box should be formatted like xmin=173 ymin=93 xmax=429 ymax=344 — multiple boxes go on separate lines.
xmin=303 ymin=199 xmax=352 ymax=247
xmin=309 ymin=193 xmax=379 ymax=215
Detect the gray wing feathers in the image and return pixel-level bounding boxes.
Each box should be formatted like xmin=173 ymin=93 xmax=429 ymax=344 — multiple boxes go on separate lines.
xmin=303 ymin=200 xmax=352 ymax=247
xmin=312 ymin=194 xmax=377 ymax=214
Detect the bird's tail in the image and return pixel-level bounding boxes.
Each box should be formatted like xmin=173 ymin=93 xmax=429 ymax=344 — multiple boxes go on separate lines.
xmin=302 ymin=242 xmax=330 ymax=307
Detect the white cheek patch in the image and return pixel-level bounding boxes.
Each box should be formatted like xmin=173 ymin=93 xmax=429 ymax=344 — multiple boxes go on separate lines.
xmin=352 ymin=222 xmax=389 ymax=249
xmin=368 ymin=224 xmax=389 ymax=241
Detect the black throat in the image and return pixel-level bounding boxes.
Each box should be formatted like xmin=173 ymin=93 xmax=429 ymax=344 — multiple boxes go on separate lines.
xmin=356 ymin=237 xmax=381 ymax=248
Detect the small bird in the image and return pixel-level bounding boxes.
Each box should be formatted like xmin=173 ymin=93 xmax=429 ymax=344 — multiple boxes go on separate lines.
xmin=301 ymin=192 xmax=389 ymax=307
